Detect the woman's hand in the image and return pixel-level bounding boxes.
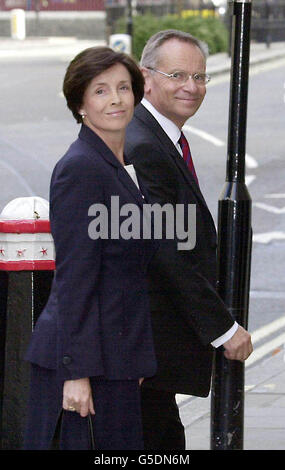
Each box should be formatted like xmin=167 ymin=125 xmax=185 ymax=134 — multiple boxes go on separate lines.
xmin=63 ymin=377 xmax=95 ymax=417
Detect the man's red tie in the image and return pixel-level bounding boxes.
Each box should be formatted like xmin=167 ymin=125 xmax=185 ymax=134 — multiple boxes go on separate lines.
xmin=178 ymin=132 xmax=199 ymax=185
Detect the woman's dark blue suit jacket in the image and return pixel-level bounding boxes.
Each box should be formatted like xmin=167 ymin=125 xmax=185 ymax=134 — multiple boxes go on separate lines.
xmin=25 ymin=124 xmax=157 ymax=382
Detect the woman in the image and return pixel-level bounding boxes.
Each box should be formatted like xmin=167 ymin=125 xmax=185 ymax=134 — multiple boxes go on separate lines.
xmin=23 ymin=47 xmax=157 ymax=450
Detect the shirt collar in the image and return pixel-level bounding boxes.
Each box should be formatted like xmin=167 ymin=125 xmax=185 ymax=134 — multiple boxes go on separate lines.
xmin=141 ymin=98 xmax=182 ymax=148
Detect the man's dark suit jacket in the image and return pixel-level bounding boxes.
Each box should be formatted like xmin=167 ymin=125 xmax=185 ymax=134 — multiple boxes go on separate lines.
xmin=25 ymin=124 xmax=157 ymax=383
xmin=125 ymin=103 xmax=234 ymax=397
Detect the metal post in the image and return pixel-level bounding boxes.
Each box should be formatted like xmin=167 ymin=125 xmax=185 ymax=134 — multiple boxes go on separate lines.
xmin=0 ymin=272 xmax=8 ymax=449
xmin=210 ymin=0 xmax=252 ymax=450
xmin=126 ymin=0 xmax=133 ymax=38
xmin=265 ymin=0 xmax=272 ymax=48
xmin=35 ymin=0 xmax=40 ymax=36
xmin=0 ymin=271 xmax=53 ymax=449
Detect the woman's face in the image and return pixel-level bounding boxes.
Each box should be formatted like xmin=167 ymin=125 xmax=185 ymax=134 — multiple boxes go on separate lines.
xmin=79 ymin=63 xmax=135 ymax=138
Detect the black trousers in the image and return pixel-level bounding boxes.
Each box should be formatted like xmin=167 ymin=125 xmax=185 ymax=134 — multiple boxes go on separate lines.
xmin=141 ymin=387 xmax=186 ymax=450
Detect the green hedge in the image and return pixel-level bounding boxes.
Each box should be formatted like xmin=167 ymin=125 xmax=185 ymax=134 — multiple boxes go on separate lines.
xmin=115 ymin=13 xmax=229 ymax=61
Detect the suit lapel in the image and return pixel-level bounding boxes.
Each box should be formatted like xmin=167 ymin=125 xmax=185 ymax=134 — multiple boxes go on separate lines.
xmin=117 ymin=166 xmax=145 ymax=208
xmin=134 ymin=104 xmax=208 ymax=207
xmin=79 ymin=124 xmax=144 ymax=208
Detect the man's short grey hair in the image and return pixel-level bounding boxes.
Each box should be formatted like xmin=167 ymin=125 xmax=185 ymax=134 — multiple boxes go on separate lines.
xmin=140 ymin=29 xmax=209 ymax=69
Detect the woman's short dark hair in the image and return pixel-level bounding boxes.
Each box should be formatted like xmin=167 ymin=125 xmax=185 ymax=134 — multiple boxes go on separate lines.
xmin=63 ymin=46 xmax=145 ymax=123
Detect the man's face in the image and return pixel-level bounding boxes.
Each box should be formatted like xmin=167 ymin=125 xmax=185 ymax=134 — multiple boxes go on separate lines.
xmin=143 ymin=39 xmax=207 ymax=128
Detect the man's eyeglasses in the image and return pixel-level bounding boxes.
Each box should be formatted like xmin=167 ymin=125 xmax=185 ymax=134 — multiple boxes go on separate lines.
xmin=146 ymin=67 xmax=211 ymax=85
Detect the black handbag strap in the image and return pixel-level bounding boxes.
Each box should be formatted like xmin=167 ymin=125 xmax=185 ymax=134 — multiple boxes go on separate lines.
xmin=88 ymin=413 xmax=96 ymax=450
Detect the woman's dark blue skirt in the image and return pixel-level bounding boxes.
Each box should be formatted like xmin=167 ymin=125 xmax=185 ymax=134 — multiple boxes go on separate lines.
xmin=23 ymin=364 xmax=144 ymax=450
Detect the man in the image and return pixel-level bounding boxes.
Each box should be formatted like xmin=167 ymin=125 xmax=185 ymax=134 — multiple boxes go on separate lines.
xmin=125 ymin=30 xmax=253 ymax=450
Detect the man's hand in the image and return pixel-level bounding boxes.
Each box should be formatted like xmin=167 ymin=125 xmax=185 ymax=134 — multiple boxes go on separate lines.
xmin=223 ymin=325 xmax=253 ymax=361
xmin=63 ymin=377 xmax=95 ymax=417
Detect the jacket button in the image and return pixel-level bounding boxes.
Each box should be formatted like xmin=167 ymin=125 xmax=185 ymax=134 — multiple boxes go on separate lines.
xmin=62 ymin=355 xmax=71 ymax=365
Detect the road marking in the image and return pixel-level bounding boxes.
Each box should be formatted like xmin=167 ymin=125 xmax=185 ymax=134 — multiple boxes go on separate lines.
xmin=253 ymin=231 xmax=285 ymax=243
xmin=0 ymin=135 xmax=51 ymax=173
xmin=245 ymin=154 xmax=258 ymax=169
xmin=207 ymin=57 xmax=285 ymax=87
xmin=249 ymin=57 xmax=285 ymax=76
xmin=246 ymin=332 xmax=285 ymax=367
xmin=0 ymin=159 xmax=35 ymax=196
xmin=250 ymin=290 xmax=285 ymax=299
xmin=183 ymin=124 xmax=258 ymax=169
xmin=253 ymin=195 xmax=285 ymax=242
xmin=265 ymin=193 xmax=285 ymax=199
xmin=183 ymin=125 xmax=224 ymax=147
xmin=254 ymin=202 xmax=285 ymax=214
xmin=245 ymin=175 xmax=256 ymax=186
xmin=250 ymin=316 xmax=285 ymax=345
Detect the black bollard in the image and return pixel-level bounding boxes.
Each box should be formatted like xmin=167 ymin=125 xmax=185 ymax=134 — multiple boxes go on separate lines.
xmin=0 ymin=271 xmax=53 ymax=450
xmin=0 ymin=271 xmax=8 ymax=446
xmin=0 ymin=198 xmax=54 ymax=449
xmin=210 ymin=0 xmax=252 ymax=450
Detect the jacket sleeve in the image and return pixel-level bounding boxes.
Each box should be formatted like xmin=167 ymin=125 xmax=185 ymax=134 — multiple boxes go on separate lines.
xmin=127 ymin=141 xmax=234 ymax=345
xmin=50 ymin=154 xmax=105 ymax=381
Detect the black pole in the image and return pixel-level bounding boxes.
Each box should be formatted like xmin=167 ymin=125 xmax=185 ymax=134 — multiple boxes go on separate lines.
xmin=126 ymin=0 xmax=133 ymax=38
xmin=210 ymin=0 xmax=252 ymax=450
xmin=35 ymin=0 xmax=40 ymax=36
xmin=0 ymin=272 xmax=8 ymax=449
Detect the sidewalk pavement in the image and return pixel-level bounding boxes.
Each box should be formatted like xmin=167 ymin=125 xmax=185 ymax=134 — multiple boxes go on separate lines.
xmin=0 ymin=36 xmax=285 ymax=75
xmin=206 ymin=40 xmax=285 ymax=75
xmin=178 ymin=346 xmax=285 ymax=450
xmin=1 ymin=35 xmax=284 ymax=452
xmin=0 ymin=36 xmax=105 ymax=61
